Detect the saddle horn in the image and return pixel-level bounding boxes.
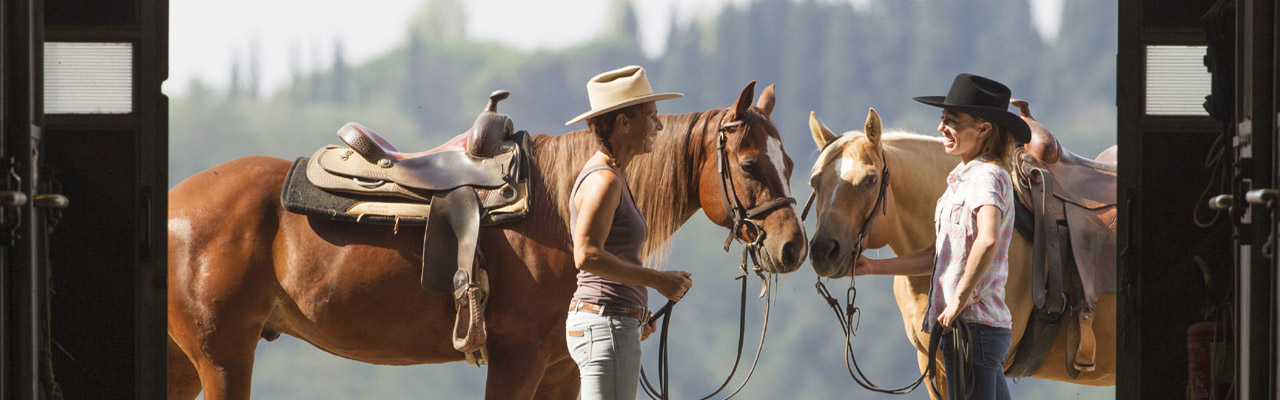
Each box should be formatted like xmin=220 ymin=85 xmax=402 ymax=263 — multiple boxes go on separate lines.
xmin=468 ymin=90 xmax=515 ymax=157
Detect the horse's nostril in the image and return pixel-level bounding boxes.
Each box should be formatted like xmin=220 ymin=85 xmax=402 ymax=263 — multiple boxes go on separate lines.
xmin=810 ymin=238 xmax=832 ymax=263
xmin=781 ymin=240 xmax=799 ymax=265
xmin=809 ymin=237 xmax=839 ymax=265
xmin=825 ymin=240 xmax=840 ymax=263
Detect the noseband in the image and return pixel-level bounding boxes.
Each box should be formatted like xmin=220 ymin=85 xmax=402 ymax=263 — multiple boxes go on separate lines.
xmin=640 ymin=109 xmax=795 ymax=400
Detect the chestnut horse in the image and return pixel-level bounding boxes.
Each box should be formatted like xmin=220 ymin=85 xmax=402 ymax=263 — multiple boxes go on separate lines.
xmin=804 ymin=108 xmax=1115 ymax=398
xmin=166 ymin=82 xmax=807 ymax=399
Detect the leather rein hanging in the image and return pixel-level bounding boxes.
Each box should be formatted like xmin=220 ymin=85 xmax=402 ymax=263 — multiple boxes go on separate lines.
xmin=803 ymin=143 xmax=969 ymax=398
xmin=640 ymin=110 xmax=794 ymax=400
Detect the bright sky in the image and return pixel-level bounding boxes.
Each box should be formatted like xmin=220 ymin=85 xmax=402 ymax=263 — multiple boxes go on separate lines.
xmin=166 ymin=0 xmax=1063 ymax=96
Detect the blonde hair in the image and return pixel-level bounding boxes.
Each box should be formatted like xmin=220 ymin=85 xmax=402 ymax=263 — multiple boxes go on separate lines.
xmin=974 ymin=116 xmax=1018 ymax=173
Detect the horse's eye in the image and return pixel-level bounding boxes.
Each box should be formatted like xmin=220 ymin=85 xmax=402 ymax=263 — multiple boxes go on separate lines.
xmin=740 ymin=161 xmax=757 ymax=174
xmin=864 ymin=174 xmax=878 ymax=187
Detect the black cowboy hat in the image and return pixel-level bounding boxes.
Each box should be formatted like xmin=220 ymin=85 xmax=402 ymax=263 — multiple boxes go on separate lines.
xmin=913 ymin=73 xmax=1031 ymax=143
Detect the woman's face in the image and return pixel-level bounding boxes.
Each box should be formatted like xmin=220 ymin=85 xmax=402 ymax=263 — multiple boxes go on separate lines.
xmin=936 ymin=110 xmax=989 ymax=161
xmin=615 ymin=102 xmax=663 ymax=156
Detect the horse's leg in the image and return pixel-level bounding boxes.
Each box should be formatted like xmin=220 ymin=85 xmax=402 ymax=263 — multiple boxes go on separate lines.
xmin=167 ymin=335 xmax=202 ymax=400
xmin=532 ymin=354 xmax=580 ymax=400
xmin=168 ymin=227 xmax=277 ymax=399
xmin=169 ymin=276 xmax=274 ymax=400
xmin=917 ymin=350 xmax=947 ymax=400
xmin=484 ymin=335 xmax=553 ymax=400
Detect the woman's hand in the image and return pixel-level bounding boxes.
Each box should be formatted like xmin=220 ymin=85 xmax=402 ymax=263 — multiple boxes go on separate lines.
xmin=655 ymin=270 xmax=693 ymax=302
xmin=641 ymin=316 xmax=657 ymax=341
xmin=851 ymin=257 xmax=875 ymax=276
xmin=937 ymin=292 xmax=975 ymax=328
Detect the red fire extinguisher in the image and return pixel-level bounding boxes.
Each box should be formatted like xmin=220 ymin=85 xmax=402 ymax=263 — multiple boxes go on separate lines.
xmin=1187 ymin=319 xmax=1232 ymax=400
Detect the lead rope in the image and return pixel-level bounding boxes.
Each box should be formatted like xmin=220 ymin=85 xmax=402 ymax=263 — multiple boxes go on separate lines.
xmin=639 ymin=110 xmax=792 ymax=399
xmin=640 ymin=239 xmax=775 ymax=400
xmin=807 ymin=146 xmax=970 ymax=398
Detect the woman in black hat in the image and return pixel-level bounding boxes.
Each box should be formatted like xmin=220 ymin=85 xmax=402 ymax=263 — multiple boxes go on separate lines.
xmin=851 ymin=73 xmax=1029 ymax=400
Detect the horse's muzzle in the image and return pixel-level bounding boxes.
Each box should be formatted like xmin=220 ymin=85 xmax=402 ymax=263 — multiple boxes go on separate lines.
xmin=752 ymin=235 xmax=804 ymax=274
xmin=808 ymin=234 xmax=850 ymax=277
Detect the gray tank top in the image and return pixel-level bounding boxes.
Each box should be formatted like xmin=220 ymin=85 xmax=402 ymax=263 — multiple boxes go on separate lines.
xmin=569 ymin=163 xmax=649 ymax=308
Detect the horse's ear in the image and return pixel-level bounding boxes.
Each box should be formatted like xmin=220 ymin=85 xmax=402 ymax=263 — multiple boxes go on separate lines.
xmin=864 ymin=107 xmax=882 ymax=148
xmin=809 ymin=111 xmax=838 ymax=150
xmin=729 ymin=81 xmax=757 ymax=121
xmin=756 ymin=84 xmax=776 ymax=118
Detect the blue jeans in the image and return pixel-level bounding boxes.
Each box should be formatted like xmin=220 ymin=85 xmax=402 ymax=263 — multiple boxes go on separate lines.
xmin=566 ymin=310 xmax=642 ymax=400
xmin=940 ymin=323 xmax=1012 ymax=400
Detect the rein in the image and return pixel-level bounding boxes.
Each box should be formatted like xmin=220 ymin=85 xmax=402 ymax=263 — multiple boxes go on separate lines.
xmin=639 ymin=110 xmax=793 ymax=400
xmin=804 ymin=144 xmax=973 ymax=398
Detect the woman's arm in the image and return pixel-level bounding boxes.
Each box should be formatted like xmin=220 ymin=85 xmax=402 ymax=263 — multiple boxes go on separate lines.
xmin=572 ymin=169 xmax=692 ymax=301
xmin=937 ymin=204 xmax=1002 ymax=328
xmin=852 ymin=243 xmax=936 ymax=276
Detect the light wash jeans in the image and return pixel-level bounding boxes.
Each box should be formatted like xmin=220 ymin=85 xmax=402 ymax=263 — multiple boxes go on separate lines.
xmin=940 ymin=323 xmax=1012 ymax=400
xmin=566 ymin=310 xmax=642 ymax=400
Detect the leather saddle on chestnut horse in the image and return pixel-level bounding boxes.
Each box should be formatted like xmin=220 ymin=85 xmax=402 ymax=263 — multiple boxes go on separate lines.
xmin=1004 ymin=104 xmax=1116 ymax=379
xmin=280 ymin=90 xmax=531 ymax=366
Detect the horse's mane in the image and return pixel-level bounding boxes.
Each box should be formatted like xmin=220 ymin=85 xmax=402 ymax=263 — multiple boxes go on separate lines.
xmin=531 ymin=110 xmax=718 ymax=266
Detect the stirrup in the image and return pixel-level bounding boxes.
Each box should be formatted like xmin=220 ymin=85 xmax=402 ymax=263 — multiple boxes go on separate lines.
xmin=452 ymin=269 xmax=489 ymax=366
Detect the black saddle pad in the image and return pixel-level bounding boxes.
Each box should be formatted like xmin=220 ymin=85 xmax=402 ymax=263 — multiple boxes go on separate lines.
xmin=281 ymin=157 xmax=429 ymax=226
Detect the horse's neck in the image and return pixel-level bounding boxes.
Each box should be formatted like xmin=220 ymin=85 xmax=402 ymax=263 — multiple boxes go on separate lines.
xmin=531 ymin=110 xmax=713 ymax=259
xmin=883 ymin=133 xmax=955 ymax=254
xmin=627 ymin=111 xmax=716 ymax=258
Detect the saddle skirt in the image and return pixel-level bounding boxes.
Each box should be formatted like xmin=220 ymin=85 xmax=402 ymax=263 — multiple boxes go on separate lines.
xmin=1015 ymin=148 xmax=1117 ymax=303
xmin=1006 ymin=131 xmax=1116 ymax=378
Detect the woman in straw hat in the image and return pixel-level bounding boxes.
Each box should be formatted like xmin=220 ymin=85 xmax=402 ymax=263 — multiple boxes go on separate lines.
xmin=851 ymin=73 xmax=1031 ymax=400
xmin=563 ymin=65 xmax=694 ymax=399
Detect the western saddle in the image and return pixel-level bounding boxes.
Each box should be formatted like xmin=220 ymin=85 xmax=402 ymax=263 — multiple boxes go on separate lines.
xmin=280 ymin=90 xmax=531 ymax=366
xmin=1004 ymin=100 xmax=1116 ymax=379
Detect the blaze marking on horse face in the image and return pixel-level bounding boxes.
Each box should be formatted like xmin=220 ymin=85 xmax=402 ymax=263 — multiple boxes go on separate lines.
xmin=836 ymin=157 xmax=858 ymax=180
xmin=765 ymin=135 xmax=796 ymax=213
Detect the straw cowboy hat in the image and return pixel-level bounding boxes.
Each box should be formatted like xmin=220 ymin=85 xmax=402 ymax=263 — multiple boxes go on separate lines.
xmin=913 ymin=73 xmax=1031 ymax=143
xmin=565 ymin=65 xmax=683 ymax=126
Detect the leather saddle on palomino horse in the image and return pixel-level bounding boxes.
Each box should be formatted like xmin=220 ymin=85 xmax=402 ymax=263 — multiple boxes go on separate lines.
xmin=1004 ymin=104 xmax=1117 ymax=379
xmin=280 ymin=90 xmax=531 ymax=366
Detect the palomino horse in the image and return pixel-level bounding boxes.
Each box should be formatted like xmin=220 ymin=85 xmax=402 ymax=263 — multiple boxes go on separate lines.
xmin=167 ymin=82 xmax=807 ymax=399
xmin=804 ymin=108 xmax=1115 ymax=398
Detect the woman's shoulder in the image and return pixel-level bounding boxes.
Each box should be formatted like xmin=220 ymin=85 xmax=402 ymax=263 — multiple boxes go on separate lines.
xmin=974 ymin=161 xmax=1011 ymax=178
xmin=576 ymin=163 xmax=623 ymax=193
xmin=965 ymin=161 xmax=1012 ymax=190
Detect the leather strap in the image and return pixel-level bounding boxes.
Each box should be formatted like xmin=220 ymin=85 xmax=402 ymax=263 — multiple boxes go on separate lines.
xmin=420 ymin=187 xmax=482 ymax=293
xmin=1006 ymin=166 xmax=1069 ymax=378
xmin=1004 ymin=305 xmax=1063 ymax=378
xmin=1028 ymin=167 xmax=1066 ymax=314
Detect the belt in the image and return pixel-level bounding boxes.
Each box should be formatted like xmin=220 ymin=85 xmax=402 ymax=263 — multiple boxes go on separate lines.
xmin=569 ymin=298 xmax=647 ymax=320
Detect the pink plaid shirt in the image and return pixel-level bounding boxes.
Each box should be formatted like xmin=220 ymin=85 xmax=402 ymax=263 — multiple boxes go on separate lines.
xmin=923 ymin=154 xmax=1014 ymax=331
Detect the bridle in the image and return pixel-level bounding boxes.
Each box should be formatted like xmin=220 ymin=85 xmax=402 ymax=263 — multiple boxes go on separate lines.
xmin=803 ymin=140 xmax=968 ymax=398
xmin=800 ymin=144 xmax=890 ymax=269
xmin=640 ymin=109 xmax=794 ymax=400
xmin=714 ymin=115 xmax=797 ymax=256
